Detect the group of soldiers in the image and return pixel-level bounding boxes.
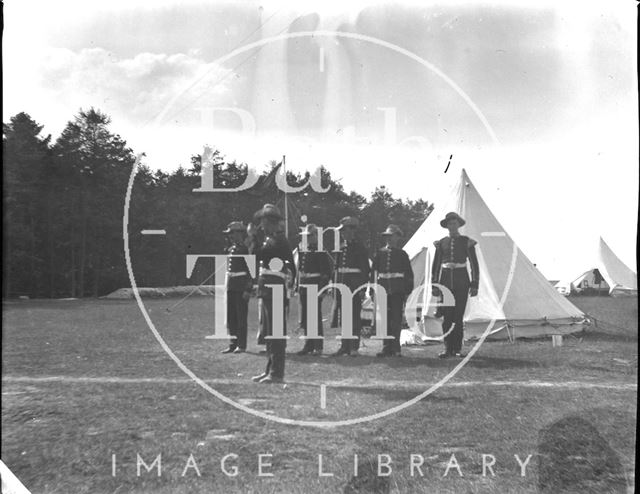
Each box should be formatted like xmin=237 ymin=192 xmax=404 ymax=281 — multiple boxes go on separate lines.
xmin=219 ymin=203 xmax=480 ymax=384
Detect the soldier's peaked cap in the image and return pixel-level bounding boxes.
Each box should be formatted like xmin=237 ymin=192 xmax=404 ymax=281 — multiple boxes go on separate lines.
xmin=222 ymin=221 xmax=246 ymax=234
xmin=338 ymin=216 xmax=360 ymax=229
xmin=255 ymin=203 xmax=282 ymax=220
xmin=381 ymin=224 xmax=403 ymax=236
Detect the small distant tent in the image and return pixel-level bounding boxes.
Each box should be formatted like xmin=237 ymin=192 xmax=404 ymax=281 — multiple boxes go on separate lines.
xmin=596 ymin=237 xmax=637 ymax=297
xmin=553 ymin=280 xmax=571 ymax=296
xmin=570 ymin=268 xmax=610 ymax=295
xmin=401 ymin=169 xmax=586 ymax=341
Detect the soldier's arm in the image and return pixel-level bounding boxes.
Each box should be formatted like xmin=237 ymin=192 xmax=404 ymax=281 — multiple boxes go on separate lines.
xmin=361 ymin=244 xmax=372 ymax=279
xmin=294 ymin=253 xmax=302 ymax=290
xmin=431 ymin=240 xmax=441 ymax=284
xmin=246 ymin=224 xmax=260 ymax=255
xmin=282 ymin=240 xmax=297 ymax=280
xmin=327 ymin=252 xmax=336 ymax=279
xmin=238 ymin=244 xmax=254 ymax=292
xmin=369 ymin=252 xmax=378 ymax=284
xmin=331 ymin=251 xmax=340 ymax=286
xmin=467 ymin=238 xmax=480 ymax=289
xmin=237 ymin=244 xmax=249 ymax=269
xmin=321 ymin=252 xmax=332 ymax=279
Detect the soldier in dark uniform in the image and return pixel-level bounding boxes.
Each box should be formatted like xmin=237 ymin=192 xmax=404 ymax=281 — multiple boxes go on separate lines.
xmin=296 ymin=224 xmax=332 ymax=356
xmin=431 ymin=212 xmax=480 ymax=358
xmin=333 ymin=216 xmax=370 ymax=357
xmin=221 ymin=221 xmax=253 ymax=354
xmin=277 ymin=220 xmax=293 ymax=319
xmin=246 ymin=222 xmax=266 ymax=350
xmin=372 ymin=225 xmax=414 ymax=357
xmin=250 ymin=204 xmax=296 ymax=383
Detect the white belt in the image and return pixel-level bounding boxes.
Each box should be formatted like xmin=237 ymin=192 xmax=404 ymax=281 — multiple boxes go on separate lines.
xmin=378 ymin=273 xmax=404 ymax=279
xmin=259 ymin=268 xmax=287 ymax=279
xmin=227 ymin=271 xmax=248 ymax=278
xmin=442 ymin=262 xmax=466 ymax=269
xmin=338 ymin=268 xmax=361 ymax=273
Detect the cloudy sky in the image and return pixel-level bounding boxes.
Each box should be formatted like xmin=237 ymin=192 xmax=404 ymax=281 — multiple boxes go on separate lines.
xmin=3 ymin=0 xmax=638 ymax=279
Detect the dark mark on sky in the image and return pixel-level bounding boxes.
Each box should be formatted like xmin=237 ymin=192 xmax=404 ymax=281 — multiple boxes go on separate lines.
xmin=444 ymin=154 xmax=453 ymax=173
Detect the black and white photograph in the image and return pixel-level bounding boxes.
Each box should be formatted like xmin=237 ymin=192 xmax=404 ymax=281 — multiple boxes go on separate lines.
xmin=2 ymin=1 xmax=638 ymax=492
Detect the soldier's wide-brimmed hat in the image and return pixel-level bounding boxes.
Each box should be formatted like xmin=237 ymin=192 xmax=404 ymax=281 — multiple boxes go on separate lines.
xmin=440 ymin=211 xmax=466 ymax=228
xmin=338 ymin=216 xmax=360 ymax=229
xmin=222 ymin=221 xmax=246 ymax=234
xmin=381 ymin=224 xmax=403 ymax=236
xmin=255 ymin=203 xmax=282 ymax=220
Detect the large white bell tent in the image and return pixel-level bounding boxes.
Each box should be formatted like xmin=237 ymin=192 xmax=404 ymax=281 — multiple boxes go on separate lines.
xmin=401 ymin=169 xmax=587 ymax=342
xmin=595 ymin=237 xmax=637 ymax=297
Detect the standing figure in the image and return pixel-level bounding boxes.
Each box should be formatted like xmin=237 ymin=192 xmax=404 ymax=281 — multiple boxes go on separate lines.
xmin=431 ymin=212 xmax=480 ymax=358
xmin=221 ymin=221 xmax=253 ymax=354
xmin=251 ymin=204 xmax=296 ymax=383
xmin=372 ymin=225 xmax=414 ymax=357
xmin=276 ymin=220 xmax=292 ymax=319
xmin=296 ymin=224 xmax=332 ymax=356
xmin=246 ymin=222 xmax=266 ymax=350
xmin=333 ymin=216 xmax=370 ymax=357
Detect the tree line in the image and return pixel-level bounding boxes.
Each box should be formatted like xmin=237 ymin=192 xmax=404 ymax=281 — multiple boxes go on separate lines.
xmin=3 ymin=109 xmax=433 ymax=298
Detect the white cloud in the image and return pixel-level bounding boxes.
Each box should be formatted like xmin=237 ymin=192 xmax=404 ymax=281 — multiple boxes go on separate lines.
xmin=37 ymin=48 xmax=233 ymax=124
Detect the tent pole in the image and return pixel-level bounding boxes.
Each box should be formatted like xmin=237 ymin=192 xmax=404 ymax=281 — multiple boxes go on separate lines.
xmin=283 ymin=154 xmax=288 ymax=238
xmin=422 ymin=248 xmax=431 ymax=330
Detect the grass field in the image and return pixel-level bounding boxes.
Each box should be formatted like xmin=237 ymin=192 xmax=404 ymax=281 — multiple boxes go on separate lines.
xmin=1 ymin=294 xmax=637 ymax=493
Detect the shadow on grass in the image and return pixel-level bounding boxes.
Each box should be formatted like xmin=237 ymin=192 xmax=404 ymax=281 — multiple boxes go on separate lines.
xmin=336 ymin=385 xmax=464 ymax=403
xmin=343 ymin=456 xmax=391 ymax=494
xmin=570 ymin=362 xmax=636 ymax=374
xmin=538 ymin=414 xmax=628 ymax=493
xmin=581 ymin=329 xmax=637 ymax=343
xmin=284 ymin=353 xmax=537 ymax=370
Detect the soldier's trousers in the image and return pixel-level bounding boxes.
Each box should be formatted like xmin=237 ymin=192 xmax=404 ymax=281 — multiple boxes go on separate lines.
xmin=258 ymin=297 xmax=288 ymax=346
xmin=338 ymin=292 xmax=363 ymax=353
xmin=227 ymin=291 xmax=248 ymax=350
xmin=257 ymin=299 xmax=265 ymax=345
xmin=381 ymin=293 xmax=404 ymax=355
xmin=261 ymin=295 xmax=286 ymax=378
xmin=439 ymin=268 xmax=470 ymax=354
xmin=299 ymin=285 xmax=323 ymax=352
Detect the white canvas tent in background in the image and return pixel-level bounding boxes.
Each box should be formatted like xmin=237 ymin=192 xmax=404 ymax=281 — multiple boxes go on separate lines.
xmin=570 ymin=268 xmax=610 ymax=294
xmin=553 ymin=280 xmax=571 ymax=296
xmin=401 ymin=169 xmax=587 ymax=342
xmin=597 ymin=237 xmax=637 ymax=296
xmin=559 ymin=237 xmax=637 ymax=297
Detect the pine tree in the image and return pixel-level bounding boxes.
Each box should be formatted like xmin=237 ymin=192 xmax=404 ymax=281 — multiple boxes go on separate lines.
xmin=3 ymin=113 xmax=51 ymax=297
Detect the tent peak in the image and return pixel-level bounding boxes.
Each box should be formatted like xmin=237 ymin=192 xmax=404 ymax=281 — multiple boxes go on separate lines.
xmin=460 ymin=168 xmax=472 ymax=187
